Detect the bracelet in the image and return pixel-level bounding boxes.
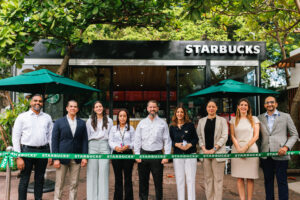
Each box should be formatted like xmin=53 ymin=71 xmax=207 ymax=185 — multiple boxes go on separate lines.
xmin=246 ymin=144 xmax=250 ymax=150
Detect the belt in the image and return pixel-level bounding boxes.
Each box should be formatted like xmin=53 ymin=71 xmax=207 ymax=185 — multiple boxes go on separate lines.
xmin=141 ymin=149 xmax=163 ymax=154
xmin=22 ymin=144 xmax=49 ymax=149
xmin=113 ymin=149 xmax=133 ymax=154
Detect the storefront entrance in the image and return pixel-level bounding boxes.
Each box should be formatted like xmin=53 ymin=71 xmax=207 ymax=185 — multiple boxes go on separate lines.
xmin=23 ymin=40 xmax=266 ymax=124
xmin=111 ymin=66 xmax=174 ymax=118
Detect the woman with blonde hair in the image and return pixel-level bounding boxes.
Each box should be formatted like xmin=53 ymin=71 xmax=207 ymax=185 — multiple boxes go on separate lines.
xmin=170 ymin=106 xmax=199 ymax=200
xmin=230 ymin=98 xmax=260 ymax=200
xmin=197 ymin=100 xmax=228 ymax=200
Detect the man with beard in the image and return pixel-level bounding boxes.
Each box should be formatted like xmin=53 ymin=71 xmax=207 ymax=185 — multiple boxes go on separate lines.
xmin=134 ymin=100 xmax=172 ymax=200
xmin=12 ymin=94 xmax=53 ymax=200
xmin=258 ymin=96 xmax=298 ymax=200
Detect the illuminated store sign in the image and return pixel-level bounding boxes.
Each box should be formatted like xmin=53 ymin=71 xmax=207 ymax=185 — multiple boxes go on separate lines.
xmin=185 ymin=45 xmax=261 ymax=55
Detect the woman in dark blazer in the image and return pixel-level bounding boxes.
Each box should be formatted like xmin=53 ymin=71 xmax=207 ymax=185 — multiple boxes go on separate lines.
xmin=170 ymin=106 xmax=199 ymax=200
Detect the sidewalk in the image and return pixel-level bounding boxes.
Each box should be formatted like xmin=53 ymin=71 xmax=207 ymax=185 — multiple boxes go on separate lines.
xmin=1 ymin=162 xmax=300 ymax=200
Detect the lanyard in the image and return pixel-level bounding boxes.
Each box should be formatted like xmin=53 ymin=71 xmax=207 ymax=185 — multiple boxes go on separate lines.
xmin=119 ymin=127 xmax=126 ymax=146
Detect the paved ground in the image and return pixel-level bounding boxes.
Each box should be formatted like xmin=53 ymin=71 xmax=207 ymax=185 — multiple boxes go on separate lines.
xmin=1 ymin=161 xmax=300 ymax=200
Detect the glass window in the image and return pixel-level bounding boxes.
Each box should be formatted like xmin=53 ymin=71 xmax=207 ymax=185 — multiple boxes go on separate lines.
xmin=210 ymin=65 xmax=257 ymax=114
xmin=178 ymin=66 xmax=206 ymax=123
xmin=70 ymin=67 xmax=111 ymax=118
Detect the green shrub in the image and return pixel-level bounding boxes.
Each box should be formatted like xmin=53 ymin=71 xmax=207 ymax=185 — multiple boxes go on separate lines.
xmin=0 ymin=97 xmax=30 ymax=151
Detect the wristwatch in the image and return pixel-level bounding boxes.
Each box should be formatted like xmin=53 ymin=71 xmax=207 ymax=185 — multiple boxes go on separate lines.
xmin=213 ymin=146 xmax=217 ymax=151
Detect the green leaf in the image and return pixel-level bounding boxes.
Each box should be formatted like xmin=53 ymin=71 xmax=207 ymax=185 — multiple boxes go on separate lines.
xmin=61 ymin=47 xmax=65 ymax=56
xmin=92 ymin=7 xmax=98 ymax=15
xmin=50 ymin=20 xmax=55 ymax=30
xmin=66 ymin=15 xmax=73 ymax=23
xmin=19 ymin=32 xmax=27 ymax=36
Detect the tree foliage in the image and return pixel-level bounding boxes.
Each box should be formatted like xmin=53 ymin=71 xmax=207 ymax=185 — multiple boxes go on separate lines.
xmin=0 ymin=97 xmax=29 ymax=151
xmin=0 ymin=0 xmax=178 ymax=73
xmin=184 ymin=0 xmax=300 ymax=85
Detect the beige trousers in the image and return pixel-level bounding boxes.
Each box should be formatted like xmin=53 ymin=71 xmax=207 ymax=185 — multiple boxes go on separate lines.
xmin=54 ymin=160 xmax=81 ymax=200
xmin=203 ymin=159 xmax=225 ymax=200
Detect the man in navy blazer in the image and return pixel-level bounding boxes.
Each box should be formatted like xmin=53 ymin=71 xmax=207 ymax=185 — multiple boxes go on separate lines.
xmin=52 ymin=100 xmax=88 ymax=200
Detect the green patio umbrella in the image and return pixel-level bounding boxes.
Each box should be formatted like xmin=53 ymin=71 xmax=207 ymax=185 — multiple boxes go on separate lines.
xmin=0 ymin=69 xmax=99 ymax=94
xmin=187 ymin=79 xmax=279 ymax=97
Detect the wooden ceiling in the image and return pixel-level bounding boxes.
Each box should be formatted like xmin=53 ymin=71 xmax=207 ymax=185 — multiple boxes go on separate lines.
xmin=113 ymin=66 xmax=168 ymax=90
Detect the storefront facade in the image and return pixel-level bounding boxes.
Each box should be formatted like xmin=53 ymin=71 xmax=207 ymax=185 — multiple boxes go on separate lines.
xmin=22 ymin=40 xmax=266 ymax=123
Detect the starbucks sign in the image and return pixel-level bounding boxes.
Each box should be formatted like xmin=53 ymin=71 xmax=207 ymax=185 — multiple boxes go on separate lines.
xmin=185 ymin=44 xmax=261 ymax=55
xmin=46 ymin=94 xmax=60 ymax=104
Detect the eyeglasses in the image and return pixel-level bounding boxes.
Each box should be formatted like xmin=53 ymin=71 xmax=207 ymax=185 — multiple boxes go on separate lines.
xmin=264 ymin=101 xmax=275 ymax=105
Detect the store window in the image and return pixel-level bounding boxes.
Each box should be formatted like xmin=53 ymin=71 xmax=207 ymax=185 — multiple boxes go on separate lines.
xmin=210 ymin=65 xmax=257 ymax=114
xmin=178 ymin=66 xmax=206 ymax=122
xmin=70 ymin=67 xmax=111 ymax=118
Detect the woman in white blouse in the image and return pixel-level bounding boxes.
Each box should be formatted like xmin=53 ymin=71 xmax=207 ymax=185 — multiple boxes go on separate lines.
xmin=86 ymin=101 xmax=113 ymax=200
xmin=109 ymin=109 xmax=135 ymax=200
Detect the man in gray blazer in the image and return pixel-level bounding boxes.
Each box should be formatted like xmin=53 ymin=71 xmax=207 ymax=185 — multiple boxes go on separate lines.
xmin=258 ymin=96 xmax=298 ymax=200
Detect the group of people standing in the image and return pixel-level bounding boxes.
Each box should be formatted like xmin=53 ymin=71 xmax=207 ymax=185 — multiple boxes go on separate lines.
xmin=12 ymin=94 xmax=298 ymax=200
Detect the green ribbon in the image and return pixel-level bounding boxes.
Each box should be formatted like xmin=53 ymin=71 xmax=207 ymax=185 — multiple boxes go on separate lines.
xmin=0 ymin=152 xmax=14 ymax=169
xmin=1 ymin=151 xmax=300 ymax=169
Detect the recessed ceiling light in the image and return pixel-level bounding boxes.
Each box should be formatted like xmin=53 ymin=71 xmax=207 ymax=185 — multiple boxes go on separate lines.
xmin=140 ymin=84 xmax=143 ymax=87
xmin=117 ymin=84 xmax=119 ymax=87
xmin=114 ymin=72 xmax=117 ymax=75
xmin=141 ymin=72 xmax=144 ymax=75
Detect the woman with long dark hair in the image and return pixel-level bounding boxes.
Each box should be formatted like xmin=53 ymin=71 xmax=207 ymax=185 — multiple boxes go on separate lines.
xmin=170 ymin=106 xmax=199 ymax=200
xmin=86 ymin=101 xmax=113 ymax=200
xmin=109 ymin=109 xmax=135 ymax=200
xmin=197 ymin=100 xmax=228 ymax=200
xmin=230 ymin=98 xmax=260 ymax=200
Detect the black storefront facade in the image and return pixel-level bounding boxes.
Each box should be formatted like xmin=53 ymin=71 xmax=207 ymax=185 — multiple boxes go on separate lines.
xmin=22 ymin=40 xmax=266 ymax=124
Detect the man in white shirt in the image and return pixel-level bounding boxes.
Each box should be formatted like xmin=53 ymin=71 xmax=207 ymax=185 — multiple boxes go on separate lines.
xmin=12 ymin=94 xmax=53 ymax=200
xmin=52 ymin=100 xmax=88 ymax=200
xmin=134 ymin=100 xmax=172 ymax=200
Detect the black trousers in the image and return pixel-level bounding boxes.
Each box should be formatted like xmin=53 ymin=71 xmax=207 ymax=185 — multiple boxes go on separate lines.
xmin=261 ymin=157 xmax=289 ymax=200
xmin=112 ymin=150 xmax=135 ymax=200
xmin=18 ymin=145 xmax=49 ymax=200
xmin=138 ymin=149 xmax=163 ymax=200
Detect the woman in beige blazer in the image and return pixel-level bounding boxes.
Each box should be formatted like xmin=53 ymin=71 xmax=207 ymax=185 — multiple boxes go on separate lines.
xmin=197 ymin=100 xmax=228 ymax=200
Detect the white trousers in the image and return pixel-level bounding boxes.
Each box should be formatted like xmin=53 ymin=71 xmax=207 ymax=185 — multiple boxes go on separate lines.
xmin=86 ymin=139 xmax=110 ymax=200
xmin=173 ymin=158 xmax=197 ymax=200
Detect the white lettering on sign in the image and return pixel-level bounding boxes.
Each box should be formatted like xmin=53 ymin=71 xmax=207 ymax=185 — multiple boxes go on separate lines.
xmin=185 ymin=44 xmax=261 ymax=55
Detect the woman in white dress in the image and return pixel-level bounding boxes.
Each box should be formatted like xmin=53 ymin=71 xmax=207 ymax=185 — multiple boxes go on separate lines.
xmin=230 ymin=98 xmax=260 ymax=200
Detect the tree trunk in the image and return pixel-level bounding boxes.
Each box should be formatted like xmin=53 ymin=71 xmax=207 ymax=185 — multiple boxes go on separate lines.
xmin=290 ymin=83 xmax=300 ymax=167
xmin=56 ymin=45 xmax=73 ymax=75
xmin=276 ymin=35 xmax=291 ymax=86
xmin=295 ymin=0 xmax=300 ymax=13
xmin=0 ymin=125 xmax=8 ymax=148
xmin=290 ymin=83 xmax=300 ymax=134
